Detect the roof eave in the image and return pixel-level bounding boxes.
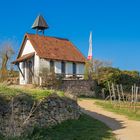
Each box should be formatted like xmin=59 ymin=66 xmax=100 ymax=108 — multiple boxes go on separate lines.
xmin=39 ymin=56 xmax=86 ymax=63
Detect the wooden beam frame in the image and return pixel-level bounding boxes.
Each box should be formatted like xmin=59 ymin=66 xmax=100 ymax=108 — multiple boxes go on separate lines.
xmin=16 ymin=63 xmax=25 ymax=79
xmin=29 ymin=67 xmax=34 ymax=76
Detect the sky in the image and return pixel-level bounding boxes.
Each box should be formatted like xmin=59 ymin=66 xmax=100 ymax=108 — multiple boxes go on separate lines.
xmin=0 ymin=0 xmax=140 ymax=71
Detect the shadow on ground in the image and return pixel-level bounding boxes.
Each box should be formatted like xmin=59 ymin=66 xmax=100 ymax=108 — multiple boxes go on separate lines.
xmin=80 ymin=107 xmax=125 ymax=131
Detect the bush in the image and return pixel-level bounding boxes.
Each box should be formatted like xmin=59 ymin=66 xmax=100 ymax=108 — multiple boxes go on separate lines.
xmin=39 ymin=68 xmax=62 ymax=89
xmin=96 ymin=67 xmax=140 ymax=94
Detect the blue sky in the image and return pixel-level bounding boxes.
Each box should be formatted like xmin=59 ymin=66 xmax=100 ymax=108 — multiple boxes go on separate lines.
xmin=0 ymin=0 xmax=140 ymax=70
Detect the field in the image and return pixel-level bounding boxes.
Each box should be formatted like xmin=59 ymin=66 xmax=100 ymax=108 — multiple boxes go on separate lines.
xmin=95 ymin=99 xmax=140 ymax=121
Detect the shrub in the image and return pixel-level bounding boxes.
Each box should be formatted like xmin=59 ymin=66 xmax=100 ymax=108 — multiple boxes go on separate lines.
xmin=96 ymin=67 xmax=140 ymax=94
xmin=39 ymin=68 xmax=62 ymax=89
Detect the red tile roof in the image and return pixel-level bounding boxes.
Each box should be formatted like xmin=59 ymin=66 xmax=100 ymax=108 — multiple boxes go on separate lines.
xmin=12 ymin=52 xmax=35 ymax=64
xmin=18 ymin=33 xmax=86 ymax=63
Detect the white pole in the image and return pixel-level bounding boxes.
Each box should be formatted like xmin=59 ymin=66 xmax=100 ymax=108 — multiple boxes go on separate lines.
xmin=87 ymin=31 xmax=93 ymax=60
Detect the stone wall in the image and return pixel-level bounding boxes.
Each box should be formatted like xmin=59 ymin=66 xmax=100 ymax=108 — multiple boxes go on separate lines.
xmin=0 ymin=93 xmax=80 ymax=137
xmin=61 ymin=80 xmax=97 ymax=97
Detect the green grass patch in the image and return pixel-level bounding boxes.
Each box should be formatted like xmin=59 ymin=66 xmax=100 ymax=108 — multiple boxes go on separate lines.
xmin=95 ymin=100 xmax=140 ymax=121
xmin=2 ymin=114 xmax=116 ymax=140
xmin=0 ymin=84 xmax=64 ymax=100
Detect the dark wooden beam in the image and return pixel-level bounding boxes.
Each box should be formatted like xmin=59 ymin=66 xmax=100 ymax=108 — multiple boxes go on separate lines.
xmin=29 ymin=67 xmax=34 ymax=76
xmin=16 ymin=64 xmax=25 ymax=79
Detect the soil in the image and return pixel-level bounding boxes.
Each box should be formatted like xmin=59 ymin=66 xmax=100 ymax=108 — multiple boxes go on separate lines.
xmin=78 ymin=99 xmax=140 ymax=140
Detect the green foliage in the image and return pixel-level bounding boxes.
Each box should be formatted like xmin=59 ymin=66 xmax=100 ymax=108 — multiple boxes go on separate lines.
xmin=95 ymin=67 xmax=140 ymax=93
xmin=84 ymin=59 xmax=140 ymax=96
xmin=0 ymin=84 xmax=64 ymax=100
xmin=2 ymin=115 xmax=115 ymax=140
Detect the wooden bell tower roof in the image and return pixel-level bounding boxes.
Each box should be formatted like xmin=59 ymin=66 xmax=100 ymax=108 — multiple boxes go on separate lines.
xmin=32 ymin=15 xmax=49 ymax=34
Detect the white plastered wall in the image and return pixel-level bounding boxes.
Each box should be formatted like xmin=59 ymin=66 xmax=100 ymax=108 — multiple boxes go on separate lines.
xmin=33 ymin=54 xmax=40 ymax=85
xmin=21 ymin=39 xmax=35 ymax=56
xmin=40 ymin=60 xmax=62 ymax=74
xmin=19 ymin=39 xmax=40 ymax=85
xmin=19 ymin=62 xmax=26 ymax=85
xmin=39 ymin=59 xmax=50 ymax=71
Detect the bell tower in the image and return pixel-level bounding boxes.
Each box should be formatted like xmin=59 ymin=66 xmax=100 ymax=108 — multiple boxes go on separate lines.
xmin=32 ymin=15 xmax=49 ymax=35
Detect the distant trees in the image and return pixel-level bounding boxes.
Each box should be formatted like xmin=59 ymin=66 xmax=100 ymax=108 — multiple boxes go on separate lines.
xmin=96 ymin=67 xmax=140 ymax=91
xmin=84 ymin=59 xmax=112 ymax=80
xmin=84 ymin=59 xmax=140 ymax=95
xmin=0 ymin=40 xmax=15 ymax=81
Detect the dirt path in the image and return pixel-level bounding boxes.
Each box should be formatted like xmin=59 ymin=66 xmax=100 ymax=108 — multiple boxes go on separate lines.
xmin=78 ymin=99 xmax=140 ymax=140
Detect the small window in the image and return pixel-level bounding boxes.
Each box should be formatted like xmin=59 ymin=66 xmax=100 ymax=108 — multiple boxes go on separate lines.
xmin=50 ymin=60 xmax=54 ymax=72
xmin=61 ymin=61 xmax=65 ymax=74
xmin=73 ymin=63 xmax=76 ymax=75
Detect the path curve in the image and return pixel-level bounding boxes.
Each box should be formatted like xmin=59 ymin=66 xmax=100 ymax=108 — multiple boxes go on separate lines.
xmin=78 ymin=99 xmax=140 ymax=140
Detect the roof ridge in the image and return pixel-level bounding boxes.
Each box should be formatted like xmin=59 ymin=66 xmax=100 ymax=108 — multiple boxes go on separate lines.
xmin=26 ymin=33 xmax=69 ymax=41
xmin=46 ymin=36 xmax=69 ymax=41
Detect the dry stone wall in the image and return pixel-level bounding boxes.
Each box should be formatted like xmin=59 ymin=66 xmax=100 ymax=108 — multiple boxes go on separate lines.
xmin=61 ymin=80 xmax=97 ymax=97
xmin=0 ymin=93 xmax=80 ymax=137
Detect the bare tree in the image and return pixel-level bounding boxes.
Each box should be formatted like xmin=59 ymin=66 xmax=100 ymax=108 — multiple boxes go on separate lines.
xmin=93 ymin=59 xmax=112 ymax=75
xmin=84 ymin=60 xmax=94 ymax=80
xmin=0 ymin=40 xmax=15 ymax=81
xmin=84 ymin=59 xmax=112 ymax=80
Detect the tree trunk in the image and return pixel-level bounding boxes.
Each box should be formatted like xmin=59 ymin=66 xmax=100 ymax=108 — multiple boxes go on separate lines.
xmin=0 ymin=54 xmax=8 ymax=81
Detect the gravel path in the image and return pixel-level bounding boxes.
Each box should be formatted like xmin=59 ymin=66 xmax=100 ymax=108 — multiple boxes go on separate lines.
xmin=78 ymin=99 xmax=140 ymax=140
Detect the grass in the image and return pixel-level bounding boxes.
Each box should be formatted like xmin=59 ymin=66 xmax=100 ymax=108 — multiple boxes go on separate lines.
xmin=0 ymin=84 xmax=64 ymax=100
xmin=1 ymin=114 xmax=116 ymax=140
xmin=95 ymin=99 xmax=140 ymax=121
xmin=0 ymin=85 xmax=115 ymax=139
